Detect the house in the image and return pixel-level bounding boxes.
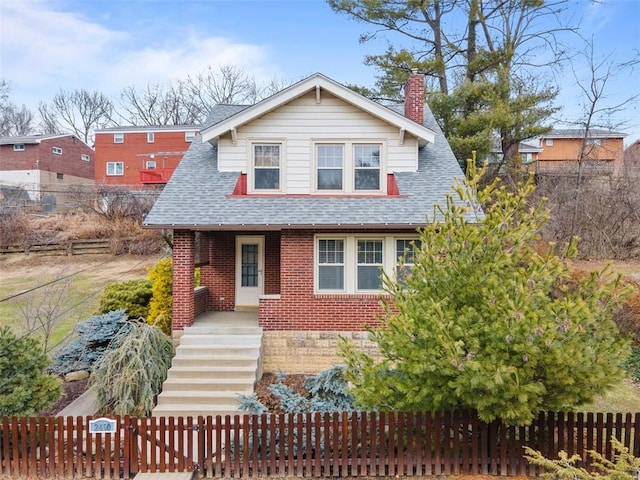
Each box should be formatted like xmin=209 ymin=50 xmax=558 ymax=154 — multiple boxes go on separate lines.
xmin=94 ymin=125 xmax=199 ymax=187
xmin=623 ymin=139 xmax=640 ymax=170
xmin=534 ymin=129 xmax=626 ymax=175
xmin=488 ymin=141 xmax=542 ymax=166
xmin=143 ymin=72 xmax=468 ymax=374
xmin=0 ymin=134 xmax=95 ymax=209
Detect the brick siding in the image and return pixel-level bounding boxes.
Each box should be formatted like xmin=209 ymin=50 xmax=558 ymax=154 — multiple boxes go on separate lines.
xmin=172 ymin=229 xmax=195 ymax=330
xmin=0 ymin=136 xmax=94 ymax=179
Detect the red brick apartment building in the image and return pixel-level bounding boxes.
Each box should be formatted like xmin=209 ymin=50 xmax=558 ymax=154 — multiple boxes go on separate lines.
xmin=94 ymin=126 xmax=199 ymax=187
xmin=0 ymin=134 xmax=95 ymax=202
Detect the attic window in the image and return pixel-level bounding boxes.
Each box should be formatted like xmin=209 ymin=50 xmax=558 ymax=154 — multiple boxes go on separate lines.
xmin=252 ymin=143 xmax=281 ymax=191
xmin=13 ymin=144 xmax=25 ymax=151
xmin=52 ymin=146 xmax=63 ymax=155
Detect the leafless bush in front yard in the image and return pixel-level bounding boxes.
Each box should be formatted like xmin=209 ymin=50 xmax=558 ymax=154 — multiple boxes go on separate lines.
xmin=535 ymin=172 xmax=640 ymax=259
xmin=94 ymin=185 xmax=158 ymax=220
xmin=0 ymin=209 xmax=31 ymax=247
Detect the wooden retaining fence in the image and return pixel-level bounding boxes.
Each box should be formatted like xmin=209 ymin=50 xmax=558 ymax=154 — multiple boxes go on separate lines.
xmin=0 ymin=238 xmax=111 ymax=256
xmin=2 ymin=411 xmax=639 ymax=479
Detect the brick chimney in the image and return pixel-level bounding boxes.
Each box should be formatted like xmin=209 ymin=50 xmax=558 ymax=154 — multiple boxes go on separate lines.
xmin=404 ymin=70 xmax=424 ymax=124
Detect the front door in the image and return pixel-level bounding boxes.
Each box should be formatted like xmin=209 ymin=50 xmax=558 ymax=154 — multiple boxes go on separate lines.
xmin=235 ymin=236 xmax=264 ymax=308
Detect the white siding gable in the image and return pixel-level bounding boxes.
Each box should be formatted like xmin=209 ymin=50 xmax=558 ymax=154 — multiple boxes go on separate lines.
xmin=217 ymin=92 xmax=419 ymax=194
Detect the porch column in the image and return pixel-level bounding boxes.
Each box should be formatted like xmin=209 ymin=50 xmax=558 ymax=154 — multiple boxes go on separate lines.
xmin=172 ymin=229 xmax=195 ymax=335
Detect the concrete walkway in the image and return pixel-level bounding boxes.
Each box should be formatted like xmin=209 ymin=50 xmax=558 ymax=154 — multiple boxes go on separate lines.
xmin=56 ymin=387 xmax=97 ymax=417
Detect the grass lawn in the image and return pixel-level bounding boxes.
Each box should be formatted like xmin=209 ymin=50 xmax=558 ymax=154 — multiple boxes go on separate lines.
xmin=0 ymin=253 xmax=161 ymax=354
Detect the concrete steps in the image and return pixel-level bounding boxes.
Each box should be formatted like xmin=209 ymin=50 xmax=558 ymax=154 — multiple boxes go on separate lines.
xmin=153 ymin=317 xmax=262 ymax=419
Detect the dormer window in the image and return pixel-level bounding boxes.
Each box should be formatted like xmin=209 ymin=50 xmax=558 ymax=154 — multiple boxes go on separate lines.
xmin=314 ymin=142 xmax=384 ymax=193
xmin=317 ymin=145 xmax=344 ymax=190
xmin=253 ymin=143 xmax=281 ymax=191
xmin=354 ymin=145 xmax=380 ymax=191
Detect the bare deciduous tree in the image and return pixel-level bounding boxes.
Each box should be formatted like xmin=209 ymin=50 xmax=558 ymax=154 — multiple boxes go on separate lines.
xmin=0 ymin=79 xmax=34 ymax=136
xmin=38 ymin=88 xmax=116 ymax=143
xmin=119 ymin=82 xmax=200 ymax=126
xmin=18 ymin=272 xmax=74 ymax=353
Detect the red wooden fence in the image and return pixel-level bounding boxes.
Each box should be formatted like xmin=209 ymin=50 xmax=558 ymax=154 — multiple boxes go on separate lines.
xmin=2 ymin=411 xmax=639 ymax=479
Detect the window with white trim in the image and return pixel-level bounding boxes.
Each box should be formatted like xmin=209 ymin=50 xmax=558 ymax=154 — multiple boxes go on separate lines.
xmin=396 ymin=238 xmax=421 ymax=283
xmin=114 ymin=133 xmax=124 ymax=144
xmin=107 ymin=161 xmax=124 ymax=176
xmin=253 ymin=143 xmax=280 ymax=190
xmin=81 ymin=154 xmax=91 ymax=161
xmin=185 ymin=131 xmax=196 ymax=142
xmin=146 ymin=160 xmax=156 ymax=169
xmin=317 ymin=145 xmax=344 ymax=190
xmin=13 ymin=144 xmax=25 ymax=151
xmin=357 ymin=239 xmax=383 ymax=290
xmin=545 ymin=138 xmax=554 ymax=146
xmin=354 ymin=145 xmax=381 ymax=190
xmin=586 ymin=138 xmax=602 ymax=146
xmin=52 ymin=146 xmax=62 ymax=155
xmin=147 ymin=132 xmax=155 ymax=143
xmin=316 ymin=235 xmax=420 ymax=293
xmin=318 ymin=239 xmax=345 ymax=290
xmin=314 ymin=142 xmax=383 ymax=193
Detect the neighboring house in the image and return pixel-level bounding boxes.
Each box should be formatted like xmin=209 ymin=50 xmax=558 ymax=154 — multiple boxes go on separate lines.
xmin=0 ymin=134 xmax=95 ymax=208
xmin=534 ymin=129 xmax=626 ymax=175
xmin=143 ymin=72 xmax=469 ymax=373
xmin=94 ymin=125 xmax=200 ymax=187
xmin=623 ymin=139 xmax=640 ymax=170
xmin=488 ymin=141 xmax=542 ymax=166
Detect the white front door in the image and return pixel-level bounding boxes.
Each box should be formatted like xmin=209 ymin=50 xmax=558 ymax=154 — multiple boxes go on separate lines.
xmin=235 ymin=236 xmax=264 ymax=308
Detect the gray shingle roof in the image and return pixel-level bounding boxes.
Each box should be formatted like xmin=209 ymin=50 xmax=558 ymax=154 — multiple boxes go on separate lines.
xmin=0 ymin=133 xmax=71 ymax=145
xmin=143 ymin=101 xmax=476 ymax=229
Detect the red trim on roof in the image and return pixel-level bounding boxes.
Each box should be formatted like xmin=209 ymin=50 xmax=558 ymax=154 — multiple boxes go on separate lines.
xmin=232 ymin=173 xmax=247 ymax=195
xmin=387 ymin=173 xmax=400 ymax=196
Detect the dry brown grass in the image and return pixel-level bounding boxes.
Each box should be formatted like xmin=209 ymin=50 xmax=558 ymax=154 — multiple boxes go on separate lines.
xmin=0 ymin=212 xmax=165 ymax=255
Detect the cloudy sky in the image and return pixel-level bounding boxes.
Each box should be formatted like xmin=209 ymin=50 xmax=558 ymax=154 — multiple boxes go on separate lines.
xmin=1 ymin=0 xmax=639 ymax=143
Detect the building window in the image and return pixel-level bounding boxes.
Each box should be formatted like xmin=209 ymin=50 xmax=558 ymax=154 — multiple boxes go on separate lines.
xmin=253 ymin=144 xmax=280 ymax=190
xmin=357 ymin=239 xmax=383 ymax=290
xmin=13 ymin=144 xmax=25 ymax=151
xmin=314 ymin=142 xmax=384 ymax=193
xmin=81 ymin=154 xmax=91 ymax=161
xmin=545 ymin=139 xmax=554 ymax=147
xmin=56 ymin=173 xmax=64 ymax=180
xmin=521 ymin=153 xmax=533 ymax=164
xmin=317 ymin=145 xmax=344 ymax=190
xmin=52 ymin=146 xmax=63 ymax=155
xmin=587 ymin=138 xmax=603 ymax=146
xmin=318 ymin=239 xmax=345 ymax=291
xmin=146 ymin=160 xmax=156 ymax=169
xmin=316 ymin=235 xmax=419 ymax=293
xmin=396 ymin=239 xmax=421 ymax=282
xmin=107 ymin=161 xmax=124 ymax=176
xmin=114 ymin=133 xmax=124 ymax=144
xmin=185 ymin=131 xmax=196 ymax=142
xmin=354 ymin=145 xmax=381 ymax=190
xmin=147 ymin=132 xmax=155 ymax=143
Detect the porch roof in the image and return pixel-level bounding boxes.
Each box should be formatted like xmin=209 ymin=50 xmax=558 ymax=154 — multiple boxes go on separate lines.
xmin=143 ymin=105 xmax=479 ymax=230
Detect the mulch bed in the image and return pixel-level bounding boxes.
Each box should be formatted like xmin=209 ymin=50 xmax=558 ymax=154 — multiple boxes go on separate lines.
xmin=39 ymin=379 xmax=89 ymax=417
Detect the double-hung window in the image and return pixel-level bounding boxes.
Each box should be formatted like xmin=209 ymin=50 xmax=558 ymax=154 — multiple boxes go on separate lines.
xmin=185 ymin=131 xmax=196 ymax=142
xmin=316 ymin=236 xmax=420 ymax=293
xmin=147 ymin=132 xmax=155 ymax=143
xmin=357 ymin=239 xmax=383 ymax=290
xmin=396 ymin=239 xmax=421 ymax=283
xmin=107 ymin=161 xmax=124 ymax=176
xmin=253 ymin=144 xmax=280 ymax=190
xmin=315 ymin=142 xmax=383 ymax=193
xmin=354 ymin=145 xmax=381 ymax=190
xmin=114 ymin=133 xmax=124 ymax=143
xmin=317 ymin=145 xmax=344 ymax=190
xmin=318 ymin=239 xmax=345 ymax=290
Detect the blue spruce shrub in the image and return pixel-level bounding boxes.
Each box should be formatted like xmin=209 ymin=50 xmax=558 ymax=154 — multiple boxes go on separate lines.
xmin=49 ymin=309 xmax=131 ymax=375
